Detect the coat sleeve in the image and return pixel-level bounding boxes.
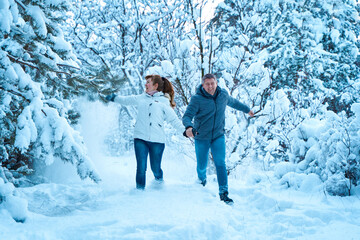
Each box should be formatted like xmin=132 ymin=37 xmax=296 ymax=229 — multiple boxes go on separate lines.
xmin=163 ymin=105 xmax=184 ymax=135
xmin=182 ymin=96 xmax=199 ymax=129
xmin=114 ymin=94 xmax=141 ymax=105
xmin=226 ymin=93 xmax=250 ymax=114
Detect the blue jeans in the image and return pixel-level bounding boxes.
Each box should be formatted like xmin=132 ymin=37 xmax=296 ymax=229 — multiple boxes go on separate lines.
xmin=134 ymin=138 xmax=165 ymax=189
xmin=195 ymin=135 xmax=228 ymax=194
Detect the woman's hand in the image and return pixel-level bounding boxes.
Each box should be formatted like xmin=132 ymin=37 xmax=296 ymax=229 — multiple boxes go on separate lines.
xmin=105 ymin=93 xmax=116 ymax=102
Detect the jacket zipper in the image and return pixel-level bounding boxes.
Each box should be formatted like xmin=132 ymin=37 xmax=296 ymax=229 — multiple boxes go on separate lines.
xmin=212 ymin=98 xmax=217 ymax=140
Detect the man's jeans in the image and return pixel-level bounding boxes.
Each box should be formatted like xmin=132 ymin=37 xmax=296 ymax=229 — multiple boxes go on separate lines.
xmin=134 ymin=138 xmax=165 ymax=189
xmin=195 ymin=135 xmax=228 ymax=194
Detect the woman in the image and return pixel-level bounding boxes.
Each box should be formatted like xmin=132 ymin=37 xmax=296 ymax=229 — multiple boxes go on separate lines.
xmin=106 ymin=75 xmax=184 ymax=190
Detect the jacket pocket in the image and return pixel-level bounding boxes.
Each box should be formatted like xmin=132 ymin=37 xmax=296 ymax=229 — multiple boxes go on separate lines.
xmin=195 ymin=121 xmax=202 ymax=134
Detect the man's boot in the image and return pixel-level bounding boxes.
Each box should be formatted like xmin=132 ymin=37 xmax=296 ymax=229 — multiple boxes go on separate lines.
xmin=220 ymin=191 xmax=234 ymax=205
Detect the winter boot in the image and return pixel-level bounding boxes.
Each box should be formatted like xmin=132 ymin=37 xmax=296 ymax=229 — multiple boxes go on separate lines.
xmin=201 ymin=179 xmax=207 ymax=187
xmin=220 ymin=191 xmax=234 ymax=205
xmin=197 ymin=179 xmax=207 ymax=187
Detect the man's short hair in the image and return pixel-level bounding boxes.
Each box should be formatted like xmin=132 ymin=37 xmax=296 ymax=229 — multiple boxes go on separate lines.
xmin=202 ymin=73 xmax=216 ymax=83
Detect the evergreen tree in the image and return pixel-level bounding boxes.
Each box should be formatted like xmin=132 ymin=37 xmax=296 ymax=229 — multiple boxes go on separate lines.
xmin=263 ymin=0 xmax=360 ymax=111
xmin=0 ymin=0 xmax=100 ymax=193
xmin=210 ymin=0 xmax=360 ymax=195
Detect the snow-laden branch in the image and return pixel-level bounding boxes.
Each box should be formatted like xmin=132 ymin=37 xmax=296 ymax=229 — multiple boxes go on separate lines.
xmin=7 ymin=54 xmax=73 ymax=76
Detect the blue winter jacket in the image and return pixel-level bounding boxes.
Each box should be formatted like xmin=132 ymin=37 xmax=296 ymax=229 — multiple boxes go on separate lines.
xmin=182 ymin=85 xmax=250 ymax=140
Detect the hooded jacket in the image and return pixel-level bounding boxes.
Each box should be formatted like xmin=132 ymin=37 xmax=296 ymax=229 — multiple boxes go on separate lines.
xmin=182 ymin=85 xmax=250 ymax=140
xmin=114 ymin=92 xmax=183 ymax=143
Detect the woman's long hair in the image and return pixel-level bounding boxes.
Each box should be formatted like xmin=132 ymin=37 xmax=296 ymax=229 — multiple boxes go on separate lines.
xmin=145 ymin=74 xmax=176 ymax=108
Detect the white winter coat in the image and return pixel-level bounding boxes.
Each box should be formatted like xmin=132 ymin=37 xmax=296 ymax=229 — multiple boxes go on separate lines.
xmin=114 ymin=92 xmax=184 ymax=143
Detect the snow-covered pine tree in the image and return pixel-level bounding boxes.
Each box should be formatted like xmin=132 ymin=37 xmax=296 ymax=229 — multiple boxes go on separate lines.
xmin=210 ymin=0 xmax=360 ymax=195
xmin=0 ymin=0 xmax=100 ymax=193
xmin=258 ymin=0 xmax=360 ymax=195
xmin=264 ymin=0 xmax=360 ymax=110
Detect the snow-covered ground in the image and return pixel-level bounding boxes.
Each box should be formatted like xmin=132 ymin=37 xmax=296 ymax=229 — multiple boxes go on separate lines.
xmin=1 ymin=100 xmax=360 ymax=240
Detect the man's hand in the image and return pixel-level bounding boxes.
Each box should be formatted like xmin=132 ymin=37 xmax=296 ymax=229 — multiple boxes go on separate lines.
xmin=186 ymin=127 xmax=194 ymax=138
xmin=248 ymin=110 xmax=255 ymax=117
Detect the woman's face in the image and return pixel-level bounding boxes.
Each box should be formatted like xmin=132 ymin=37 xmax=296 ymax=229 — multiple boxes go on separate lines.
xmin=145 ymin=78 xmax=158 ymax=93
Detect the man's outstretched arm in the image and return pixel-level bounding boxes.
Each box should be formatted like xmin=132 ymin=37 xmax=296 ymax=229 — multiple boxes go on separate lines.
xmin=227 ymin=95 xmax=254 ymax=116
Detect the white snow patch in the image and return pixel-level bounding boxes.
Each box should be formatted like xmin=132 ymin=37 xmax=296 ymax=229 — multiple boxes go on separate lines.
xmin=27 ymin=5 xmax=47 ymax=38
xmin=274 ymin=162 xmax=297 ymax=179
xmin=0 ymin=0 xmax=12 ymax=33
xmin=1 ymin=100 xmax=360 ymax=239
xmin=330 ymin=29 xmax=340 ymax=45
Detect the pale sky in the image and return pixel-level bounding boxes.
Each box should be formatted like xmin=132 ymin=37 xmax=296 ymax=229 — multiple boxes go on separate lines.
xmin=202 ymin=0 xmax=223 ymax=21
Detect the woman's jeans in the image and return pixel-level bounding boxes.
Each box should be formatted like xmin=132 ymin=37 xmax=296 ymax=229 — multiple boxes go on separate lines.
xmin=134 ymin=138 xmax=165 ymax=189
xmin=195 ymin=135 xmax=228 ymax=194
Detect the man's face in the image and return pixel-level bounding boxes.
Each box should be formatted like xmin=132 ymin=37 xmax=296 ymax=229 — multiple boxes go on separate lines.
xmin=202 ymin=78 xmax=217 ymax=95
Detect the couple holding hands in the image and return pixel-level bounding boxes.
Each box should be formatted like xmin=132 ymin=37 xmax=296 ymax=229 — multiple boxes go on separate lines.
xmin=106 ymin=74 xmax=254 ymax=204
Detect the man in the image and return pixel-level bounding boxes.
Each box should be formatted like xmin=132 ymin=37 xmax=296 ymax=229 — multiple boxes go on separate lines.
xmin=182 ymin=74 xmax=254 ymax=204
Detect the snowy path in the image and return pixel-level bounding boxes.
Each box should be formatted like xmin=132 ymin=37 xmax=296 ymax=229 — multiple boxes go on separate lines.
xmin=1 ymin=148 xmax=360 ymax=240
xmin=1 ymin=101 xmax=360 ymax=239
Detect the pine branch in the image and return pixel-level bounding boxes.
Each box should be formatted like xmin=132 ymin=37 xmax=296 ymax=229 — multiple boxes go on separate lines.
xmin=0 ymin=86 xmax=47 ymax=116
xmin=0 ymin=86 xmax=30 ymax=103
xmin=7 ymin=54 xmax=72 ymax=76
xmin=0 ymin=165 xmax=9 ymax=183
xmin=14 ymin=0 xmax=26 ymax=11
xmin=7 ymin=54 xmax=38 ymax=70
xmin=57 ymin=64 xmax=80 ymax=70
